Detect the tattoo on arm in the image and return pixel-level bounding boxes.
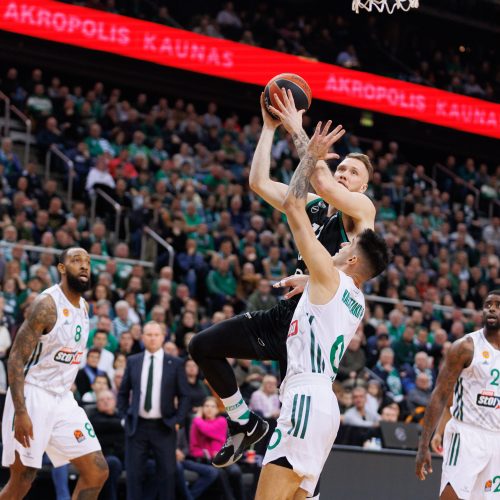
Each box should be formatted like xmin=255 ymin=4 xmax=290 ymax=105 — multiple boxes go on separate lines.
xmin=419 ymin=339 xmax=473 ymax=447
xmin=291 ymin=129 xmax=310 ymax=159
xmin=287 ymin=152 xmax=317 ymax=200
xmin=75 ymin=487 xmax=101 ymax=500
xmin=8 ymin=295 xmax=56 ymax=414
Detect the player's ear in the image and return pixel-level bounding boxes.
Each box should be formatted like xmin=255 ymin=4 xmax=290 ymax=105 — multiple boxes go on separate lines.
xmin=359 ymin=183 xmax=368 ymax=193
xmin=57 ymin=262 xmax=66 ymax=275
xmin=347 ymin=255 xmax=358 ymax=266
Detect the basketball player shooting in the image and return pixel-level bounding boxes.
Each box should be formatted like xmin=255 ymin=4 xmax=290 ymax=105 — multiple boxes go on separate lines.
xmin=416 ymin=290 xmax=500 ymax=500
xmin=1 ymin=247 xmax=109 ymax=500
xmin=255 ymin=122 xmax=389 ymax=500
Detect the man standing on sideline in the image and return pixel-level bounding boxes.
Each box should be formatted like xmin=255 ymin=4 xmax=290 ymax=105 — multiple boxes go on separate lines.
xmin=416 ymin=290 xmax=500 ymax=499
xmin=118 ymin=321 xmax=190 ymax=500
xmin=1 ymin=247 xmax=109 ymax=499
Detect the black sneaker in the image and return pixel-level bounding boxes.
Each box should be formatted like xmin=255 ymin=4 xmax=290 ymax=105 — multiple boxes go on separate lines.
xmin=212 ymin=412 xmax=269 ymax=468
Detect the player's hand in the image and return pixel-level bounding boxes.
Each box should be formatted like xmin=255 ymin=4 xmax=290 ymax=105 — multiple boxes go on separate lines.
xmin=268 ymin=88 xmax=305 ymax=135
xmin=273 ymin=274 xmax=309 ymax=299
xmin=430 ymin=433 xmax=443 ymax=455
xmin=260 ymin=93 xmax=280 ymax=130
xmin=307 ymin=121 xmax=345 ymax=161
xmin=415 ymin=446 xmax=433 ymax=481
xmin=14 ymin=410 xmax=34 ymax=448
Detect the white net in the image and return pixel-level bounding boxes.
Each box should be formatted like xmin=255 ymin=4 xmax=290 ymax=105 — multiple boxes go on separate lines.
xmin=352 ymin=0 xmax=419 ymax=14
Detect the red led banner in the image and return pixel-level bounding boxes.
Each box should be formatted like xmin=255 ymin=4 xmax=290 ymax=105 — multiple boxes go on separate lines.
xmin=1 ymin=0 xmax=499 ymax=139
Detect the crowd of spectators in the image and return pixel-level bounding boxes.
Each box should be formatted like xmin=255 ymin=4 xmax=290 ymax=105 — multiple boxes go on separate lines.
xmin=0 ymin=64 xmax=500 ymax=497
xmin=63 ymin=0 xmax=500 ymax=102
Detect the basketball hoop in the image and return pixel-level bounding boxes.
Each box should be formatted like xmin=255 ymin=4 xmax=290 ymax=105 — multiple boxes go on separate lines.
xmin=352 ymin=0 xmax=419 ymax=14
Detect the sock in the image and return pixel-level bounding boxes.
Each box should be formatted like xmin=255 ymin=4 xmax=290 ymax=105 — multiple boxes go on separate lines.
xmin=221 ymin=390 xmax=250 ymax=424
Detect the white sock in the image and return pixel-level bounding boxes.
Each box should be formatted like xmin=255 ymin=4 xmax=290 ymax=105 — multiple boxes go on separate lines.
xmin=221 ymin=390 xmax=250 ymax=424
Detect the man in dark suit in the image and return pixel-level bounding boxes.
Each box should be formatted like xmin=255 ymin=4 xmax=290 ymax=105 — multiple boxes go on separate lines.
xmin=118 ymin=321 xmax=190 ymax=500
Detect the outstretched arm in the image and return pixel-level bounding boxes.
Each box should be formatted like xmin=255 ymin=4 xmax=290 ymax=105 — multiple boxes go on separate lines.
xmin=415 ymin=337 xmax=473 ymax=480
xmin=270 ymin=89 xmax=374 ymax=224
xmin=249 ymin=94 xmax=317 ymax=213
xmin=283 ymin=121 xmax=343 ymax=292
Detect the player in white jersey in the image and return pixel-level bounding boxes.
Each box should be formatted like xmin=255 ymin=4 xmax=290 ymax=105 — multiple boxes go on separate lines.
xmin=416 ymin=290 xmax=500 ymax=500
xmin=1 ymin=247 xmax=108 ymax=500
xmin=255 ymin=121 xmax=390 ymax=500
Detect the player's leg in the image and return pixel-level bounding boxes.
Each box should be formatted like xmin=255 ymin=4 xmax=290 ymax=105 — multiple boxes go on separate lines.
xmin=189 ymin=312 xmax=276 ymax=466
xmin=188 ymin=313 xmax=273 ymax=398
xmin=255 ymin=463 xmax=303 ymax=500
xmin=70 ymin=450 xmax=109 ymax=499
xmin=0 ymin=452 xmax=38 ymax=499
xmin=293 ymin=489 xmax=308 ymax=500
xmin=440 ymin=484 xmax=460 ymax=500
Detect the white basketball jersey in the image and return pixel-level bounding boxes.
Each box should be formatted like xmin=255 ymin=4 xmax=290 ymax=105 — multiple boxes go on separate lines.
xmin=450 ymin=329 xmax=500 ymax=431
xmin=283 ymin=271 xmax=365 ymax=384
xmin=24 ymin=284 xmax=89 ymax=395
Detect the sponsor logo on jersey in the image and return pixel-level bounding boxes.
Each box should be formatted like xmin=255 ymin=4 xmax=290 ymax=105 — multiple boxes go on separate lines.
xmin=485 ymin=479 xmax=492 ymax=492
xmin=74 ymin=430 xmax=86 ymax=443
xmin=288 ymin=319 xmax=299 ymax=338
xmin=54 ymin=348 xmax=83 ymax=365
xmin=63 ymin=309 xmax=70 ymax=317
xmin=476 ymin=390 xmax=500 ymax=409
xmin=482 ymin=351 xmax=490 ymax=359
xmin=341 ymin=289 xmax=364 ymax=319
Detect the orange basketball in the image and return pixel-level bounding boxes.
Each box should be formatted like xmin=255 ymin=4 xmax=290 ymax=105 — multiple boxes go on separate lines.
xmin=264 ymin=73 xmax=312 ymax=118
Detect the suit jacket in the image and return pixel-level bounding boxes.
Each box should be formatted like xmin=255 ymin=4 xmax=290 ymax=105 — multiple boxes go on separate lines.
xmin=117 ymin=352 xmax=190 ymax=437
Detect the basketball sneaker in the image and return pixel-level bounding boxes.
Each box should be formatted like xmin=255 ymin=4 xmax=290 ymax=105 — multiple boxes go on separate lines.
xmin=212 ymin=411 xmax=269 ymax=468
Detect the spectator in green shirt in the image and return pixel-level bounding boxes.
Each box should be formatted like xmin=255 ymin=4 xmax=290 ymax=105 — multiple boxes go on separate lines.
xmin=84 ymin=123 xmax=112 ymax=157
xmin=206 ymin=257 xmax=237 ymax=311
xmin=128 ymin=131 xmax=150 ymax=159
xmin=392 ymin=326 xmax=418 ymax=368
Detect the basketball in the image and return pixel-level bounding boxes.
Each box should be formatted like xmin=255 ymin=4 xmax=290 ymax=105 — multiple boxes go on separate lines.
xmin=264 ymin=73 xmax=312 ymax=118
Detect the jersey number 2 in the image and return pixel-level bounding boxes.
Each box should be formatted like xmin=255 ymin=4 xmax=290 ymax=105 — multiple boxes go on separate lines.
xmin=491 ymin=369 xmax=500 ymax=386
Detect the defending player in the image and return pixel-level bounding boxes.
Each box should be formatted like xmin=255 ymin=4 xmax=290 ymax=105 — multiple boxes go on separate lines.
xmin=255 ymin=121 xmax=389 ymax=499
xmin=416 ymin=290 xmax=500 ymax=500
xmin=189 ymin=90 xmax=376 ymax=469
xmin=1 ymin=247 xmax=108 ymax=500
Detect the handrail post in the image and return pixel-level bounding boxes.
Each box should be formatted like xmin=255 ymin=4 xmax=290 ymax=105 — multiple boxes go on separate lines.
xmin=0 ymin=92 xmax=10 ymax=136
xmin=114 ymin=208 xmax=121 ymax=246
xmin=24 ymin=119 xmax=32 ymax=166
xmin=45 ymin=148 xmax=52 ymax=181
xmin=90 ymin=193 xmax=97 ymax=226
xmin=67 ymin=160 xmax=74 ymax=209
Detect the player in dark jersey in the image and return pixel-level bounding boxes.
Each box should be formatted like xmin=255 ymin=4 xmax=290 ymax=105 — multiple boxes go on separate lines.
xmin=189 ymin=90 xmax=376 ymax=472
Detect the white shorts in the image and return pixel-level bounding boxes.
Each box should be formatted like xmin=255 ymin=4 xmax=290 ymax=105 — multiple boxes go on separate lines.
xmin=263 ymin=373 xmax=340 ymax=496
xmin=2 ymin=384 xmax=101 ymax=469
xmin=440 ymin=418 xmax=500 ymax=500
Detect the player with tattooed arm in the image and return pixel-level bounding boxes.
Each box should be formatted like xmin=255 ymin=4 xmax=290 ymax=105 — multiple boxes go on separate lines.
xmin=416 ymin=290 xmax=500 ymax=500
xmin=1 ymin=248 xmax=108 ymax=500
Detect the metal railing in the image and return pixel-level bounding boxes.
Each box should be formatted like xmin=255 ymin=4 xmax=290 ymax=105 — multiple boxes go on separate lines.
xmin=141 ymin=226 xmax=174 ymax=270
xmin=45 ymin=145 xmax=75 ymax=208
xmin=365 ymin=294 xmax=476 ymax=316
xmin=9 ymin=104 xmax=31 ymax=166
xmin=432 ymin=162 xmax=481 ymax=211
xmin=0 ymin=240 xmax=153 ymax=268
xmin=90 ymin=188 xmax=122 ymax=246
xmin=0 ymin=90 xmax=10 ymax=136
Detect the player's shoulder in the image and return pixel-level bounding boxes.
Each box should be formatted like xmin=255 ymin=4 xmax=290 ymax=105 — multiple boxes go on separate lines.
xmin=449 ymin=335 xmax=475 ymax=366
xmin=305 ymin=197 xmax=326 ymax=212
xmin=25 ymin=292 xmax=57 ymax=331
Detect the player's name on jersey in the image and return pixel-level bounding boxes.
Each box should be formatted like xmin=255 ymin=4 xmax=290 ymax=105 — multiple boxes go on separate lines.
xmin=341 ymin=290 xmax=364 ymax=319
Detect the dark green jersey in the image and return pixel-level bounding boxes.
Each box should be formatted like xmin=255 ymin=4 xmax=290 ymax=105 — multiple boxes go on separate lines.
xmin=295 ymin=197 xmax=349 ymax=274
